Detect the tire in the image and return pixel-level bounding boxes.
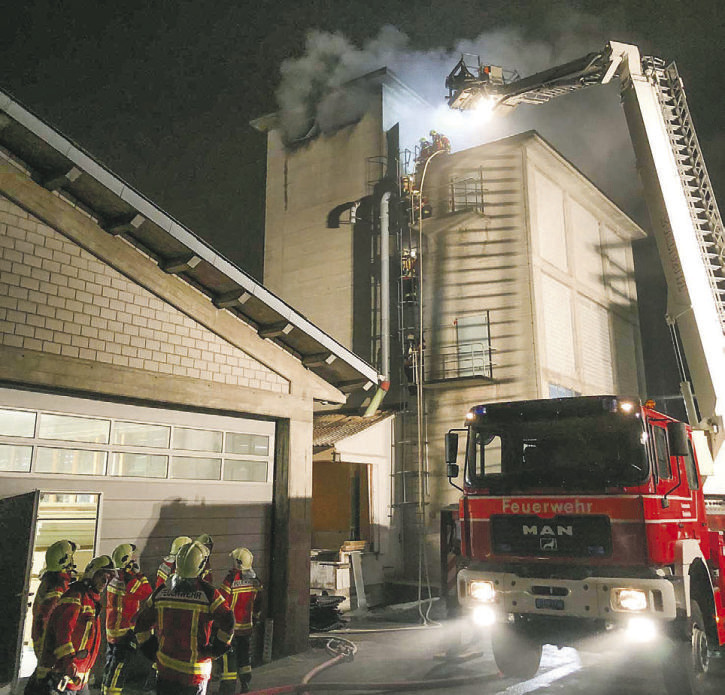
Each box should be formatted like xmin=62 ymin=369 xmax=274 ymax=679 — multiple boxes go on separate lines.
xmin=663 ymin=600 xmax=723 ymax=695
xmin=491 ymin=622 xmax=543 ymax=679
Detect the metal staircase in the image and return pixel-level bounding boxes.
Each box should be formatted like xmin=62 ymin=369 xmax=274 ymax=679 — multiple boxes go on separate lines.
xmin=650 ymin=59 xmax=725 ymax=332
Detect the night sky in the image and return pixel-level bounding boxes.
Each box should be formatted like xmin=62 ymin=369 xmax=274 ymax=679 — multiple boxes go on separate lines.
xmin=2 ymin=0 xmax=724 ymax=406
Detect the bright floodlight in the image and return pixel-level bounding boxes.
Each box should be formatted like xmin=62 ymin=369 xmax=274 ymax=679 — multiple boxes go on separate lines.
xmin=472 ymin=605 xmax=496 ymax=627
xmin=474 ymin=95 xmax=499 ymax=120
xmin=626 ymin=616 xmax=658 ymax=643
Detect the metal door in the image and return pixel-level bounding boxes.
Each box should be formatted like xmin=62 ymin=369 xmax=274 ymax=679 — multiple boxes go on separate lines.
xmin=0 ymin=490 xmax=39 ymax=685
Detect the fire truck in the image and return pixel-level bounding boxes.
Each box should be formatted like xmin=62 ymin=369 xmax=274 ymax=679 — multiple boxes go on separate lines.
xmin=444 ymin=42 xmax=725 ymax=694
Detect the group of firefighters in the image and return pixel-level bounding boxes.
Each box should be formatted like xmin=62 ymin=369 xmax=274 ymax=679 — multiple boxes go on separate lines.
xmin=25 ymin=533 xmax=262 ymax=695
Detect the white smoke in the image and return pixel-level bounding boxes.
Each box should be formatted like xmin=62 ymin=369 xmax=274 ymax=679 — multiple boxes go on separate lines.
xmin=275 ymin=19 xmax=644 ymax=222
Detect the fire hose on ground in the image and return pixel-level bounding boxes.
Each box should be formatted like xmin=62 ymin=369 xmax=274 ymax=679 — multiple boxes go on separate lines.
xmin=243 ymin=635 xmax=496 ymax=695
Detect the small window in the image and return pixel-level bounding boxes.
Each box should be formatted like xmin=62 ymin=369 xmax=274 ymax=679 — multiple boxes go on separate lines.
xmin=683 ymin=441 xmax=700 ymax=490
xmin=0 ymin=444 xmax=33 ymax=472
xmin=223 ymin=460 xmax=268 ymax=482
xmin=113 ymin=421 xmax=170 ymax=448
xmin=170 ymin=456 xmax=221 ymax=480
xmin=468 ymin=431 xmax=502 ymax=481
xmin=35 ymin=447 xmax=107 ymax=476
xmin=38 ymin=414 xmax=110 ymax=444
xmin=108 ymin=453 xmax=168 ymax=478
xmin=0 ymin=409 xmax=36 ymax=438
xmin=225 ymin=433 xmax=269 ymax=456
xmin=549 ymin=384 xmax=581 ymax=399
xmin=173 ymin=428 xmax=222 ymax=453
xmin=652 ymin=426 xmax=671 ymax=480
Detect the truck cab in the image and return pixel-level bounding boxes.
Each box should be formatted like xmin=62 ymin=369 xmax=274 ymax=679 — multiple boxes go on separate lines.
xmin=447 ymin=395 xmax=725 ymax=692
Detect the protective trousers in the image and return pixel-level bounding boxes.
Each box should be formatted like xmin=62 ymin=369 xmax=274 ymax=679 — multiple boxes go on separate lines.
xmin=219 ymin=634 xmax=252 ymax=695
xmin=102 ymin=634 xmax=137 ymax=695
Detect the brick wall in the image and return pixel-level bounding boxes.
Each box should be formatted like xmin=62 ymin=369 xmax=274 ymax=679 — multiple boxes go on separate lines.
xmin=0 ymin=194 xmax=290 ymax=394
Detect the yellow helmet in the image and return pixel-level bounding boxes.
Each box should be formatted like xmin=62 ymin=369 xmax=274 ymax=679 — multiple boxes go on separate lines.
xmin=176 ymin=541 xmax=208 ymax=579
xmin=82 ymin=555 xmax=115 ymax=581
xmin=230 ymin=547 xmax=253 ymax=571
xmin=112 ymin=543 xmax=137 ymax=570
xmin=45 ymin=540 xmax=77 ymax=573
xmin=169 ymin=535 xmax=192 ymax=557
xmin=195 ymin=533 xmax=214 ymax=552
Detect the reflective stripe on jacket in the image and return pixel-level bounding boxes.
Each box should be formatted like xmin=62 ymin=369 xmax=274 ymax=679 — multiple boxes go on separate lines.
xmin=106 ymin=570 xmax=153 ymax=642
xmin=219 ymin=570 xmax=262 ymax=635
xmin=31 ymin=571 xmax=72 ymax=656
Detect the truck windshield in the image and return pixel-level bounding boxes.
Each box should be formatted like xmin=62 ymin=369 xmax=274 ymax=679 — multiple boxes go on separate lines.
xmin=466 ymin=413 xmax=649 ymax=492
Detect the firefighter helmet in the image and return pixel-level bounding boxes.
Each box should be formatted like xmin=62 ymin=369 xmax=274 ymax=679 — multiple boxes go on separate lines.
xmin=176 ymin=541 xmax=208 ymax=579
xmin=195 ymin=533 xmax=214 ymax=552
xmin=230 ymin=547 xmax=253 ymax=571
xmin=169 ymin=535 xmax=192 ymax=557
xmin=45 ymin=539 xmax=77 ymax=573
xmin=112 ymin=543 xmax=137 ymax=570
xmin=82 ymin=555 xmax=115 ymax=581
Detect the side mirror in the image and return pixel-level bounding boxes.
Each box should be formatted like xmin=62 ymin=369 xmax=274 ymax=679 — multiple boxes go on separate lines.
xmin=667 ymin=421 xmax=689 ymax=457
xmin=445 ymin=432 xmax=459 ymax=464
xmin=447 ymin=463 xmax=460 ymax=479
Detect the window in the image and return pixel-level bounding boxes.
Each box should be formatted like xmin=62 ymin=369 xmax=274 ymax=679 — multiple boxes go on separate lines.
xmin=38 ymin=414 xmax=109 ymax=444
xmin=223 ymin=460 xmax=268 ymax=482
xmin=651 ymin=426 xmax=671 ymax=480
xmin=0 ymin=409 xmax=36 ymax=437
xmin=35 ymin=448 xmax=107 ymax=476
xmin=455 ymin=313 xmax=492 ymax=378
xmin=170 ymin=456 xmax=222 ymax=480
xmin=173 ymin=427 xmax=222 ymax=453
xmin=112 ymin=421 xmax=170 ymax=448
xmin=683 ymin=441 xmax=700 ymax=490
xmin=0 ymin=444 xmax=32 ymax=472
xmin=108 ymin=453 xmax=168 ymax=478
xmin=225 ymin=433 xmax=269 ymax=456
xmin=548 ymin=384 xmax=581 ymax=399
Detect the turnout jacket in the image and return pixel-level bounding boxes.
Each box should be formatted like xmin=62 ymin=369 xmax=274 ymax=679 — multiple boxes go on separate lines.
xmin=106 ymin=569 xmax=153 ymax=643
xmin=37 ymin=581 xmax=104 ymax=690
xmin=135 ymin=577 xmax=234 ymax=685
xmin=219 ymin=569 xmax=262 ymax=635
xmin=31 ymin=571 xmax=72 ymax=656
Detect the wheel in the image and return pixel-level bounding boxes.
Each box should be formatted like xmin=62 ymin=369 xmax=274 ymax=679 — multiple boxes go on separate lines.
xmin=491 ymin=622 xmax=543 ymax=679
xmin=663 ymin=600 xmax=724 ymax=695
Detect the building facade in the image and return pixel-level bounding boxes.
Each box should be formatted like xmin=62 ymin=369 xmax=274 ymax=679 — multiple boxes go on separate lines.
xmin=0 ymin=88 xmax=379 ymax=684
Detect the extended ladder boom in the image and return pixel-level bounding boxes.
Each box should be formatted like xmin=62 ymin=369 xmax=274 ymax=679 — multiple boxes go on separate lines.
xmin=446 ymin=42 xmax=725 ymax=488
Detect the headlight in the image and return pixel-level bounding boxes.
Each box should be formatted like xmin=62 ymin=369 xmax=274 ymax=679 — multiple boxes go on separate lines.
xmin=469 ymin=580 xmax=495 ymax=602
xmin=612 ymin=588 xmax=647 ymax=612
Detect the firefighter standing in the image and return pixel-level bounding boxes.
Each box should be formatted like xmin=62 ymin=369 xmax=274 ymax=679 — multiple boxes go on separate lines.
xmin=218 ymin=548 xmax=263 ymax=694
xmin=34 ymin=555 xmax=115 ymax=694
xmin=156 ymin=535 xmax=192 ymax=588
xmin=24 ymin=540 xmax=78 ymax=695
xmin=102 ymin=543 xmax=153 ymax=695
xmin=135 ymin=541 xmax=233 ymax=695
xmin=31 ymin=540 xmax=78 ymax=657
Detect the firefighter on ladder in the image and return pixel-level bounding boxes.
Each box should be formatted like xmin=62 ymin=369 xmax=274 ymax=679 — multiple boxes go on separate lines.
xmin=102 ymin=543 xmax=153 ymax=695
xmin=25 ymin=540 xmax=78 ymax=695
xmin=218 ymin=548 xmax=263 ymax=694
xmin=34 ymin=555 xmax=115 ymax=694
xmin=156 ymin=535 xmax=192 ymax=588
xmin=135 ymin=541 xmax=234 ymax=695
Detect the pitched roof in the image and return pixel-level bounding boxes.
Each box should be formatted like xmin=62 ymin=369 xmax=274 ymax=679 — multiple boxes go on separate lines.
xmin=313 ymin=411 xmax=393 ymax=447
xmin=0 ymin=88 xmax=380 ymax=395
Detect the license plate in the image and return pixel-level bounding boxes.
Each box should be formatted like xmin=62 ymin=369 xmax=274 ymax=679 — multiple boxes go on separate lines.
xmin=535 ymin=598 xmax=565 ymax=610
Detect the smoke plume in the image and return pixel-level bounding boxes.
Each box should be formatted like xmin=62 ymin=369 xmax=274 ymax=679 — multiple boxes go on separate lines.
xmin=275 ymin=19 xmax=644 ymax=224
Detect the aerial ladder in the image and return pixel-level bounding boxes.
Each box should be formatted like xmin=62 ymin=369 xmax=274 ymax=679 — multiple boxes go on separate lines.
xmin=446 ymin=41 xmax=725 ymax=491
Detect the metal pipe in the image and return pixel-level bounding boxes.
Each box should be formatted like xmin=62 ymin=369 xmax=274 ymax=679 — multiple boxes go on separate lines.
xmin=380 ymin=191 xmax=391 ymax=382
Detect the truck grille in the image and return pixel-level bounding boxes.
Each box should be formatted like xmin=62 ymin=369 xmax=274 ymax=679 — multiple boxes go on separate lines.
xmin=490 ymin=515 xmax=612 ymax=558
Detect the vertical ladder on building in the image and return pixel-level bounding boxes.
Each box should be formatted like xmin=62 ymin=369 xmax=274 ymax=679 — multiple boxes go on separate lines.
xmin=651 ymin=60 xmax=725 ymax=329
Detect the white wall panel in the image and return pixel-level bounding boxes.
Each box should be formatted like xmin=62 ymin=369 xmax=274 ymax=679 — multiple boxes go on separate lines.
xmin=569 ymin=199 xmax=603 ymax=289
xmin=534 ymin=169 xmax=567 ymax=271
xmin=577 ymin=296 xmax=614 ymax=392
xmin=541 ymin=274 xmax=575 ymax=378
